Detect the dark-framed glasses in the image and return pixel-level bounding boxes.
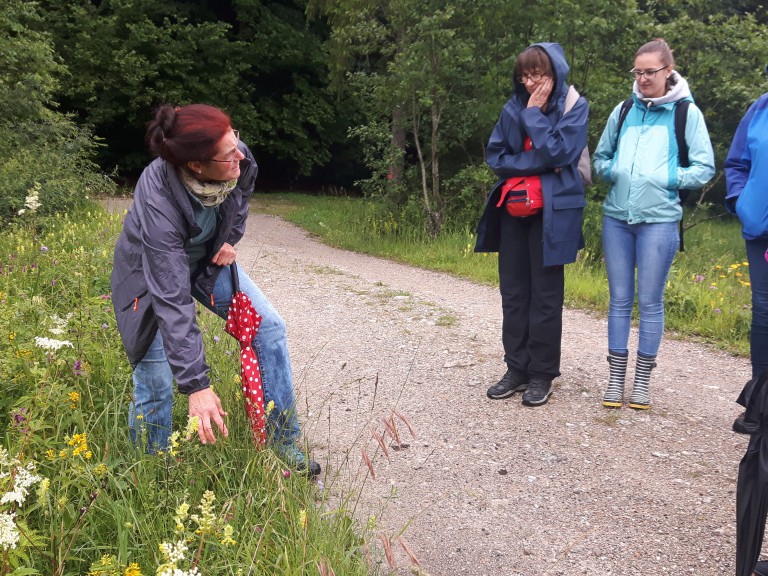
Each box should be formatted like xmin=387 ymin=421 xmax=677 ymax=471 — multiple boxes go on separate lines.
xmin=630 ymin=66 xmax=667 ymax=80
xmin=517 ymin=72 xmax=545 ymax=83
xmin=208 ymin=130 xmax=240 ymax=164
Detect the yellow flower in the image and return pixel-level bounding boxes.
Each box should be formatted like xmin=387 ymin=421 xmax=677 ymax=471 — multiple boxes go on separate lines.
xmin=184 ymin=415 xmax=200 ymax=438
xmin=220 ymin=524 xmax=237 ymax=546
xmin=298 ymin=509 xmax=307 ymax=530
xmin=124 ymin=563 xmax=142 ymax=576
xmin=67 ymin=391 xmax=80 ymax=408
xmin=15 ymin=349 xmax=31 ymax=358
xmin=743 ymin=261 xmax=749 ymax=266
xmin=94 ymin=463 xmax=108 ymax=477
xmin=730 ymin=263 xmax=740 ymax=269
xmin=8 ymin=332 xmax=15 ymax=342
xmin=265 ymin=400 xmax=276 ymax=417
xmin=46 ymin=449 xmax=57 ymax=460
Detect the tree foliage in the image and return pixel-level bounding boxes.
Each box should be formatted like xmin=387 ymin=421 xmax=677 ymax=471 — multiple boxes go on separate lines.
xmin=0 ymin=0 xmax=114 ymax=225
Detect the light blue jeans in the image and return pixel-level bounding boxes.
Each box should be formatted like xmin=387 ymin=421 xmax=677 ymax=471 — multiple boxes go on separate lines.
xmin=129 ymin=265 xmax=301 ymax=453
xmin=602 ymin=216 xmax=679 ymax=357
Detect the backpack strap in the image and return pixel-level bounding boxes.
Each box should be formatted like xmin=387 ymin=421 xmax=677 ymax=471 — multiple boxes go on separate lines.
xmin=674 ymin=99 xmax=691 ymax=252
xmin=615 ymin=98 xmax=633 ymax=142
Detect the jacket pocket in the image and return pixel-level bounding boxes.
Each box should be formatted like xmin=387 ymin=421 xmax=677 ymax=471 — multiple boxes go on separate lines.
xmin=551 ymin=194 xmax=587 ymax=211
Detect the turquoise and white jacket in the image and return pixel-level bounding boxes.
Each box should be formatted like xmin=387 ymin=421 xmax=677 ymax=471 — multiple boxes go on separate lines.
xmin=725 ymin=92 xmax=768 ymax=240
xmin=593 ymin=72 xmax=715 ymax=224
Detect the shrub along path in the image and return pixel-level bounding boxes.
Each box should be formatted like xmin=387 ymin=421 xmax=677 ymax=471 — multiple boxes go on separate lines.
xmin=105 ymin=198 xmax=751 ymax=575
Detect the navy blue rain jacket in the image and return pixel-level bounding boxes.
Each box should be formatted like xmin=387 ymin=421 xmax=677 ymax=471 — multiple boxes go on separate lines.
xmin=475 ymin=42 xmax=588 ymax=266
xmin=110 ymin=142 xmax=258 ymax=395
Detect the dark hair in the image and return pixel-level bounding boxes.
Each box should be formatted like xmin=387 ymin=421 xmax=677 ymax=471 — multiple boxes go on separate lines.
xmin=636 ymin=38 xmax=675 ymax=67
xmin=145 ymin=104 xmax=232 ymax=168
xmin=514 ymin=46 xmax=553 ymax=81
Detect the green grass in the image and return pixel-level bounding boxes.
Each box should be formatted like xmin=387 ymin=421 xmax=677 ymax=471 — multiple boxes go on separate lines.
xmin=257 ymin=192 xmax=750 ymax=356
xmin=0 ymin=208 xmax=373 ymax=575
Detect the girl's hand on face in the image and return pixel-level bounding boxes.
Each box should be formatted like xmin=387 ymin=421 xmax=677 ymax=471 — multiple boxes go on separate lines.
xmin=528 ymin=77 xmax=554 ymax=109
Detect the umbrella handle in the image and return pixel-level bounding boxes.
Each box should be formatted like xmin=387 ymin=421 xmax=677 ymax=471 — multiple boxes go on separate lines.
xmin=230 ymin=262 xmax=240 ymax=293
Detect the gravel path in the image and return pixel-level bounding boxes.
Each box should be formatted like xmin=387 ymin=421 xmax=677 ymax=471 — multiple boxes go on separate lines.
xmin=104 ymin=197 xmax=754 ymax=575
xmin=235 ymin=211 xmax=753 ymax=576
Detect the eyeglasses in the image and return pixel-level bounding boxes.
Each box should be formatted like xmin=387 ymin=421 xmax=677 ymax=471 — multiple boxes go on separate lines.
xmin=208 ymin=130 xmax=240 ymax=164
xmin=517 ymin=73 xmax=545 ymax=83
xmin=630 ymin=66 xmax=667 ymax=80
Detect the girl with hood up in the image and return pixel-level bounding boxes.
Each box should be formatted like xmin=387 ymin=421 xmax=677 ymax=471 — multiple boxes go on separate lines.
xmin=475 ymin=42 xmax=589 ymax=407
xmin=593 ymin=39 xmax=715 ymax=410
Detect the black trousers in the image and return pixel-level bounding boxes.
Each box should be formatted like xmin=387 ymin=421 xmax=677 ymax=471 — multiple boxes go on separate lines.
xmin=498 ymin=211 xmax=564 ymax=381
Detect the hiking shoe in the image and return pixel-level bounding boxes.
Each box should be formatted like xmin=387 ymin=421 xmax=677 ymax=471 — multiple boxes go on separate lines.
xmin=277 ymin=444 xmax=321 ymax=477
xmin=733 ymin=411 xmax=759 ymax=435
xmin=487 ymin=369 xmax=529 ymax=399
xmin=755 ymin=561 xmax=768 ymax=576
xmin=522 ymin=378 xmax=553 ymax=407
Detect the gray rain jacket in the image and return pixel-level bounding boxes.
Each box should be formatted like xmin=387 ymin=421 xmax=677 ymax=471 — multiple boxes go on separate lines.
xmin=111 ymin=142 xmax=258 ymax=394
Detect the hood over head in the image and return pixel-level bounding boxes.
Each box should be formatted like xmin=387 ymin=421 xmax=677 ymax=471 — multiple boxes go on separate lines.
xmin=513 ymin=42 xmax=570 ymax=107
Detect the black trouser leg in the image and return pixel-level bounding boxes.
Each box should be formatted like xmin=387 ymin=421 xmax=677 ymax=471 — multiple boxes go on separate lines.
xmin=498 ymin=212 xmax=564 ymax=381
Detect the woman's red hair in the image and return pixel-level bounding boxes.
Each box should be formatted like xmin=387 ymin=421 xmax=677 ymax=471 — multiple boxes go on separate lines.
xmin=146 ymin=104 xmax=232 ymax=168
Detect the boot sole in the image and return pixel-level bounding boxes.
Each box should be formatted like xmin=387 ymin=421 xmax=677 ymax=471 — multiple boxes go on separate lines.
xmin=521 ymin=392 xmax=552 ymax=407
xmin=602 ymin=400 xmax=623 ymax=409
xmin=486 ymin=386 xmax=527 ymax=400
xmin=628 ymin=402 xmax=650 ymax=410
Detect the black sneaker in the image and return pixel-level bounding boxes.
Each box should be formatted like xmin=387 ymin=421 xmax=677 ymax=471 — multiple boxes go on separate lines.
xmin=521 ymin=378 xmax=553 ymax=407
xmin=487 ymin=369 xmax=529 ymax=399
xmin=733 ymin=411 xmax=759 ymax=435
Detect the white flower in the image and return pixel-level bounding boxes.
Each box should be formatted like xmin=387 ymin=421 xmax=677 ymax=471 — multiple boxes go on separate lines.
xmin=17 ymin=209 xmax=25 ymax=216
xmin=1 ymin=462 xmax=42 ymax=506
xmin=48 ymin=313 xmax=72 ymax=336
xmin=34 ymin=336 xmax=74 ymax=351
xmin=23 ymin=185 xmax=42 ymax=213
xmin=159 ymin=539 xmax=189 ymax=564
xmin=0 ymin=512 xmax=18 ymax=550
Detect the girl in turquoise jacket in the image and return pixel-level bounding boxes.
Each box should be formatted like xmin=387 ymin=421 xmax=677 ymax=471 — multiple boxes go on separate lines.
xmin=593 ymin=38 xmax=715 ymax=410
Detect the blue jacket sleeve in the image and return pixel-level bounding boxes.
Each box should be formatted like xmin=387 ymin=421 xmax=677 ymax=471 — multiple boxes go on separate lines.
xmin=486 ymin=96 xmax=588 ymax=178
xmin=678 ymin=103 xmax=715 ymax=191
xmin=725 ymin=100 xmax=759 ymax=214
xmin=592 ymin=103 xmax=623 ymax=182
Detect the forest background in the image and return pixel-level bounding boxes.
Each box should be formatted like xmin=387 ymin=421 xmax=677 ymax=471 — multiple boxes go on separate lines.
xmin=4 ymin=0 xmax=768 ymax=234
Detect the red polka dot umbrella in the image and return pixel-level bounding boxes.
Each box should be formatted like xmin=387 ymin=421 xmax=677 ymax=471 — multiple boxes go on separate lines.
xmin=224 ymin=263 xmax=267 ymax=447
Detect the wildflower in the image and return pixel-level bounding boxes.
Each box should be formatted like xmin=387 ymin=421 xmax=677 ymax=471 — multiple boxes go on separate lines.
xmin=298 ymin=509 xmax=307 ymax=530
xmin=0 ymin=512 xmax=19 ymax=550
xmin=693 ymin=275 xmax=704 ymax=283
xmin=168 ymin=431 xmax=181 ymax=456
xmin=124 ymin=563 xmax=142 ymax=576
xmin=367 ymin=515 xmax=378 ymax=531
xmin=713 ymin=308 xmax=722 ymax=314
xmin=282 ymin=470 xmax=291 ymax=479
xmin=94 ymin=463 xmax=108 ymax=477
xmin=220 ymin=524 xmax=237 ymax=546
xmin=184 ymin=415 xmax=200 ymax=439
xmin=191 ymin=490 xmax=216 ymax=535
xmin=1 ymin=461 xmax=42 ymax=505
xmin=316 ymin=479 xmax=325 ymax=492
xmin=40 ymin=246 xmax=48 ymax=253
xmin=7 ymin=333 xmax=14 ymax=343
xmin=174 ymin=501 xmax=190 ymax=533
xmin=213 ymin=335 xmax=220 ymax=343
xmin=67 ymin=433 xmax=92 ymax=459
xmin=45 ymin=449 xmax=56 ymax=461
xmin=72 ymin=360 xmax=84 ymax=376
xmin=67 ymin=391 xmax=80 ymax=408
xmin=101 ymin=323 xmax=109 ymax=330
xmin=34 ymin=336 xmax=74 ymax=351
xmin=87 ymin=554 xmax=119 ymax=576
xmin=265 ymin=400 xmax=276 ymax=417
xmin=36 ymin=478 xmax=50 ymax=504
xmin=11 ymin=408 xmax=29 ymax=434
xmin=22 ymin=185 xmax=42 ymax=213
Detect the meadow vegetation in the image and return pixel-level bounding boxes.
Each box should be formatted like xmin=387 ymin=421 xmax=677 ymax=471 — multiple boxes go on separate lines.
xmin=0 ymin=209 xmax=375 ymax=575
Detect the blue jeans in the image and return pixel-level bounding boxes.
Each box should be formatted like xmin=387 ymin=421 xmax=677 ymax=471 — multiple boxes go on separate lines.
xmin=746 ymin=238 xmax=768 ymax=378
xmin=602 ymin=216 xmax=678 ymax=357
xmin=129 ymin=265 xmax=301 ymax=453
